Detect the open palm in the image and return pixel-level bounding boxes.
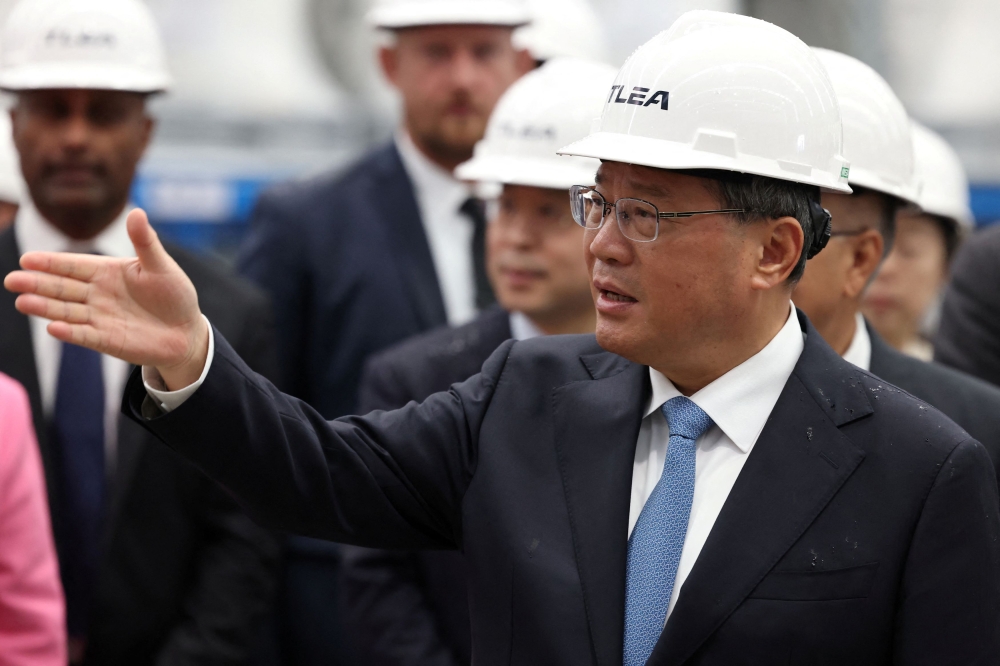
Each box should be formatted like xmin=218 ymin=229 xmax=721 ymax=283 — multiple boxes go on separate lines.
xmin=3 ymin=209 xmax=208 ymax=383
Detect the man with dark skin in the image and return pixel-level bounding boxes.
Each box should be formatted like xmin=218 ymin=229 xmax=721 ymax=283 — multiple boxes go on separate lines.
xmin=0 ymin=1 xmax=279 ymax=662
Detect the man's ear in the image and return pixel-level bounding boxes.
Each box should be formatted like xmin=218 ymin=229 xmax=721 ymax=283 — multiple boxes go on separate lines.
xmin=515 ymin=48 xmax=535 ymax=75
xmin=844 ymin=229 xmax=884 ymax=298
xmin=379 ymin=46 xmax=399 ymax=87
xmin=750 ymin=216 xmax=803 ymax=291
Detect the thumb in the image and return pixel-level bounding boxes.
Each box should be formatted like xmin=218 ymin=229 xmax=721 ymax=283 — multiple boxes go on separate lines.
xmin=127 ymin=208 xmax=172 ymax=273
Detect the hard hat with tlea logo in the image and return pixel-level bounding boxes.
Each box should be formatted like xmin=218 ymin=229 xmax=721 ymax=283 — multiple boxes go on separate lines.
xmin=811 ymin=48 xmax=918 ymax=204
xmin=909 ymin=121 xmax=973 ymax=229
xmin=559 ymin=11 xmax=852 ymax=193
xmin=0 ymin=0 xmax=171 ymax=93
xmin=368 ymin=0 xmax=531 ymax=29
xmin=456 ymin=58 xmax=617 ymax=190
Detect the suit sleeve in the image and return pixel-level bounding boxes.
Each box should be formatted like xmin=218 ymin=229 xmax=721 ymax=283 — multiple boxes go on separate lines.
xmin=152 ymin=302 xmax=281 ymax=666
xmin=894 ymin=438 xmax=1000 ymax=664
xmin=126 ymin=328 xmax=515 ymax=550
xmin=935 ymin=230 xmax=1000 ymax=387
xmin=339 ymin=360 xmax=464 ymax=666
xmin=237 ymin=191 xmax=310 ymax=397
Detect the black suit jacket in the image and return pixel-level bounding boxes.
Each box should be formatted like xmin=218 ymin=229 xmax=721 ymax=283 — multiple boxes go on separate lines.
xmin=936 ymin=224 xmax=1000 ymax=387
xmin=238 ymin=140 xmax=450 ymax=420
xmin=344 ymin=306 xmax=512 ymax=666
xmin=868 ymin=321 xmax=1000 ymax=485
xmin=0 ymin=229 xmax=280 ymax=665
xmin=125 ymin=311 xmax=1000 ymax=665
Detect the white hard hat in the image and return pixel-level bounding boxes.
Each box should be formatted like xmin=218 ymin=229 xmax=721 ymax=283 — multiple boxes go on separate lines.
xmin=559 ymin=11 xmax=851 ymax=193
xmin=811 ymin=48 xmax=917 ymax=204
xmin=910 ymin=121 xmax=973 ymax=228
xmin=456 ymin=58 xmax=617 ymax=190
xmin=0 ymin=0 xmax=171 ymax=93
xmin=513 ymin=0 xmax=610 ymax=63
xmin=368 ymin=0 xmax=530 ymax=29
xmin=0 ymin=114 xmax=23 ymax=204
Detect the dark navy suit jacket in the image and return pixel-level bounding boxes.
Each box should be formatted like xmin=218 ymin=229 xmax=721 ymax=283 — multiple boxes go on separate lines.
xmin=125 ymin=311 xmax=1000 ymax=665
xmin=343 ymin=306 xmax=513 ymax=665
xmin=238 ymin=140 xmax=448 ymax=419
xmin=867 ymin=320 xmax=1000 ymax=486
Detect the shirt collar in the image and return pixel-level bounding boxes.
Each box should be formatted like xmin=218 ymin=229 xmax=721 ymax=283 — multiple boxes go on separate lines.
xmin=14 ymin=199 xmax=135 ymax=258
xmin=841 ymin=312 xmax=872 ymax=371
xmin=394 ymin=129 xmax=470 ymax=218
xmin=644 ymin=305 xmax=804 ymax=453
xmin=509 ymin=311 xmax=543 ymax=341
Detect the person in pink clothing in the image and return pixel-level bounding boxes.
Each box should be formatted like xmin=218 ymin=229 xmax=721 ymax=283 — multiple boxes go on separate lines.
xmin=0 ymin=372 xmax=65 ymax=666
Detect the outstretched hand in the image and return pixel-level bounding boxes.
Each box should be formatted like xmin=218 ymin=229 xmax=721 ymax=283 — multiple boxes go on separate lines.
xmin=3 ymin=209 xmax=209 ymax=390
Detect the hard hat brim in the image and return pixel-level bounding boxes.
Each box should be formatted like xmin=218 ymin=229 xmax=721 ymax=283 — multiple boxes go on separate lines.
xmin=0 ymin=63 xmax=170 ymax=93
xmin=559 ymin=131 xmax=853 ymax=194
xmin=844 ymin=166 xmax=920 ymax=206
xmin=367 ymin=1 xmax=530 ymax=28
xmin=455 ymin=154 xmax=599 ymax=190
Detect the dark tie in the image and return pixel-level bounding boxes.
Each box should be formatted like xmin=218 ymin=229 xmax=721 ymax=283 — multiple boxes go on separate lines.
xmin=50 ymin=341 xmax=105 ymax=638
xmin=460 ymin=197 xmax=496 ymax=310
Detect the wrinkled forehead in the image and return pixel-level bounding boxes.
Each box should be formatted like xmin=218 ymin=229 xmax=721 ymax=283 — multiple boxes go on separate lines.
xmin=594 ymin=161 xmax=722 ymax=206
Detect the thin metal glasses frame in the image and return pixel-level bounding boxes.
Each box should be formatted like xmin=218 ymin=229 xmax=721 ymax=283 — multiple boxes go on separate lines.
xmin=569 ymin=185 xmax=747 ymax=243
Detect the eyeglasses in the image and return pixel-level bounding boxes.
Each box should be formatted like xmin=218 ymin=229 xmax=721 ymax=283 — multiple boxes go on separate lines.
xmin=569 ymin=185 xmax=748 ymax=242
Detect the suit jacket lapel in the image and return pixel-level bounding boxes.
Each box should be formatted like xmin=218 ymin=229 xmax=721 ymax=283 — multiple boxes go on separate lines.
xmin=649 ymin=316 xmax=873 ymax=666
xmin=553 ymin=351 xmax=649 ymax=666
xmin=374 ymin=143 xmax=448 ymax=329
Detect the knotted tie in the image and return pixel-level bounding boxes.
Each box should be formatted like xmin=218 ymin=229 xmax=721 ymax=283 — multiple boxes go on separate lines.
xmin=459 ymin=197 xmax=495 ymax=310
xmin=50 ymin=341 xmax=105 ymax=638
xmin=624 ymin=396 xmax=714 ymax=666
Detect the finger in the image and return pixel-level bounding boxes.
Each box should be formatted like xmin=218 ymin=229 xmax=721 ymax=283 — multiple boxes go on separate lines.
xmin=127 ymin=209 xmax=173 ymax=274
xmin=46 ymin=321 xmax=109 ymax=355
xmin=14 ymin=293 xmax=94 ymax=324
xmin=4 ymin=270 xmax=90 ymax=302
xmin=19 ymin=251 xmax=106 ymax=281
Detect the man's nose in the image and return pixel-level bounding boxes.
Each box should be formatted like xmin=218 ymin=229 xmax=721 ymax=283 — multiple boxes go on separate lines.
xmin=60 ymin=114 xmax=92 ymax=150
xmin=587 ymin=211 xmax=633 ymax=266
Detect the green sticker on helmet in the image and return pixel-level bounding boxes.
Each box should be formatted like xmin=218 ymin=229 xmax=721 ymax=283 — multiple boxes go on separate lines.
xmin=841 ymin=166 xmax=850 ymax=179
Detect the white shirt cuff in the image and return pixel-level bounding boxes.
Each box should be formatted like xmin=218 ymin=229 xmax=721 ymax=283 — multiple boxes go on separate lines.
xmin=141 ymin=315 xmax=216 ymax=413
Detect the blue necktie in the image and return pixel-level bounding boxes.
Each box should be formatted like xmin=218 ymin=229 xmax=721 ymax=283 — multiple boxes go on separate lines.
xmin=624 ymin=396 xmax=714 ymax=666
xmin=51 ymin=341 xmax=105 ymax=638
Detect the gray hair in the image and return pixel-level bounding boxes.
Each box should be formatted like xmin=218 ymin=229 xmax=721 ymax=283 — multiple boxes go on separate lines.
xmin=710 ymin=174 xmax=819 ymax=283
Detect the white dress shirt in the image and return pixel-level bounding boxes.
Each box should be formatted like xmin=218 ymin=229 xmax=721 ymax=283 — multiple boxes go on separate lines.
xmin=15 ymin=201 xmax=134 ymax=469
xmin=394 ymin=130 xmax=477 ymax=327
xmin=842 ymin=312 xmax=872 ymax=371
xmin=509 ymin=311 xmax=543 ymax=341
xmin=631 ymin=306 xmax=804 ymax=620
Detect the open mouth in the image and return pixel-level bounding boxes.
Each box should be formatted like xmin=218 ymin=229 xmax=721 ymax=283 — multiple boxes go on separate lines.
xmin=599 ymin=289 xmax=637 ymax=303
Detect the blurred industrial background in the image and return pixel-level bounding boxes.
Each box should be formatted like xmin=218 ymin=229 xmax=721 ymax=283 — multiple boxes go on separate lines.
xmin=0 ymin=0 xmax=995 ymax=257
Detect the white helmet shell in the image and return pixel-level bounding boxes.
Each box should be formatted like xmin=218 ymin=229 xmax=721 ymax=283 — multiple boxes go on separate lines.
xmin=812 ymin=48 xmax=917 ymax=204
xmin=559 ymin=11 xmax=851 ymax=193
xmin=910 ymin=122 xmax=973 ymax=229
xmin=0 ymin=0 xmax=171 ymax=93
xmin=513 ymin=0 xmax=610 ymax=63
xmin=368 ymin=0 xmax=530 ymax=29
xmin=456 ymin=58 xmax=617 ymax=190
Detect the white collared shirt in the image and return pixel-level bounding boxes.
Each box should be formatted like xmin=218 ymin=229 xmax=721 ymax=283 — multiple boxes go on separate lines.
xmin=631 ymin=306 xmax=804 ymax=620
xmin=394 ymin=130 xmax=477 ymax=327
xmin=15 ymin=201 xmax=134 ymax=468
xmin=509 ymin=311 xmax=543 ymax=341
xmin=842 ymin=312 xmax=872 ymax=371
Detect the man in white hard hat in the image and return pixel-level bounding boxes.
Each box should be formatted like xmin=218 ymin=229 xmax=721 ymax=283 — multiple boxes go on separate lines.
xmin=236 ymin=2 xmax=532 ymax=660
xmin=864 ymin=122 xmax=974 ymax=358
xmin=0 ymin=1 xmax=279 ymax=664
xmin=793 ymin=49 xmax=1000 ymax=488
xmin=342 ymin=58 xmax=614 ymax=666
xmin=7 ymin=11 xmax=1000 ymax=664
